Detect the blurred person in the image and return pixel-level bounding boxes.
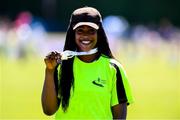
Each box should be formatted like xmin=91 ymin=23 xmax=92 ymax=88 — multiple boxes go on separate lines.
xmin=102 ymin=16 xmax=130 ymax=57
xmin=13 ymin=11 xmax=33 ymax=59
xmin=30 ymin=17 xmax=47 ymax=56
xmin=41 ymin=6 xmax=134 ymax=119
xmin=158 ymin=18 xmax=176 ymax=40
xmin=0 ymin=16 xmax=11 ymax=55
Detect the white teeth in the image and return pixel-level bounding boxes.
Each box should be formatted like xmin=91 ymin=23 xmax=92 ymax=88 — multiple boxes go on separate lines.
xmin=81 ymin=41 xmax=91 ymax=44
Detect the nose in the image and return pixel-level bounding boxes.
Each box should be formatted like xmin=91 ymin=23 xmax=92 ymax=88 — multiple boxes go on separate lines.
xmin=81 ymin=35 xmax=89 ymax=40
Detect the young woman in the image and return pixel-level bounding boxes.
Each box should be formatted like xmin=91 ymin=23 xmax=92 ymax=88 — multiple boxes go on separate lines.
xmin=41 ymin=6 xmax=133 ymax=119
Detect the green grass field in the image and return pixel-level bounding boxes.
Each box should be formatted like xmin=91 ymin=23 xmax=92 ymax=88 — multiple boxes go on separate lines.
xmin=0 ymin=40 xmax=179 ymax=119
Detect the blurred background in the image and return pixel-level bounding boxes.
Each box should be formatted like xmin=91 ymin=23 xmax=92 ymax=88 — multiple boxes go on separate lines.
xmin=0 ymin=0 xmax=179 ymax=119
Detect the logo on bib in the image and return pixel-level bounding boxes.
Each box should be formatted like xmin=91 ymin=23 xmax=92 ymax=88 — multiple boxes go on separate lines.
xmin=92 ymin=78 xmax=106 ymax=87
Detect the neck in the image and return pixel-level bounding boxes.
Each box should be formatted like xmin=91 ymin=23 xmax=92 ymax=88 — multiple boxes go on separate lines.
xmin=78 ymin=53 xmax=99 ymax=63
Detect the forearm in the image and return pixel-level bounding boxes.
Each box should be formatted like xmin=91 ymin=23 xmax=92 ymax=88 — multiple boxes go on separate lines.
xmin=112 ymin=103 xmax=127 ymax=119
xmin=41 ymin=68 xmax=59 ymax=115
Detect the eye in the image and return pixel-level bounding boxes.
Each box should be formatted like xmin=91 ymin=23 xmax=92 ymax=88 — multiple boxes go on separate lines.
xmin=75 ymin=28 xmax=83 ymax=34
xmin=88 ymin=28 xmax=97 ymax=35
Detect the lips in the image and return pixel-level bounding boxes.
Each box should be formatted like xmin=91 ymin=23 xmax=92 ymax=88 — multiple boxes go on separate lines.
xmin=77 ymin=39 xmax=96 ymax=51
xmin=80 ymin=40 xmax=91 ymax=45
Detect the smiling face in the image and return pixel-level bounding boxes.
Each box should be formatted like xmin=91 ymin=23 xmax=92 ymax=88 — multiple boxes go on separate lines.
xmin=75 ymin=25 xmax=98 ymax=52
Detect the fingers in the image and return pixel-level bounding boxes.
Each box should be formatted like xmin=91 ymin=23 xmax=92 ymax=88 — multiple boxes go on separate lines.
xmin=45 ymin=51 xmax=61 ymax=61
xmin=44 ymin=51 xmax=61 ymax=69
xmin=54 ymin=51 xmax=61 ymax=61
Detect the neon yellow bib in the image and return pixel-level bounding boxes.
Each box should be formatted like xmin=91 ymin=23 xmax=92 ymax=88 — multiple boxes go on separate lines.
xmin=55 ymin=55 xmax=133 ymax=119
